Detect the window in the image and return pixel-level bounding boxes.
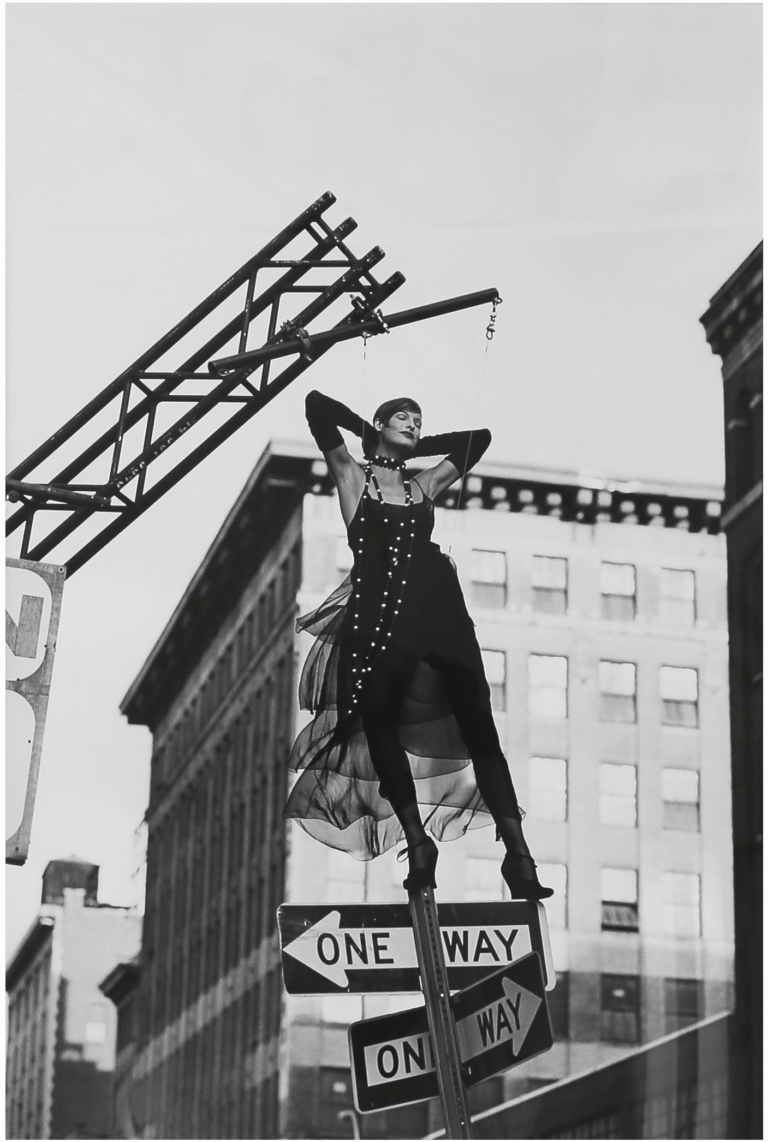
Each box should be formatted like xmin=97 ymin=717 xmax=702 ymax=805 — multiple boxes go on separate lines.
xmin=532 ymin=556 xmax=568 ymax=615
xmin=528 ymin=757 xmax=567 ymax=821
xmin=662 ymin=768 xmax=700 ymax=831
xmin=664 ymin=978 xmax=702 ymax=1034
xmin=481 ymin=649 xmax=507 ymax=711
xmin=600 ymin=974 xmax=640 ymax=1043
xmin=537 ymin=863 xmax=567 ymax=928
xmin=659 ymin=569 xmax=696 ymax=627
xmin=660 ymin=667 xmax=699 ymax=727
xmin=318 ymin=1067 xmax=355 ymax=1137
xmin=335 ymin=536 xmax=353 ymax=573
xmin=327 ymin=849 xmax=365 ymax=902
xmin=265 ymin=579 xmax=276 ymax=629
xmin=466 ymin=856 xmax=504 ymax=902
xmin=664 ymin=873 xmax=701 ymax=938
xmin=470 ymin=549 xmax=507 ymax=608
xmin=599 ymin=763 xmax=637 ymax=827
xmin=600 ymin=562 xmax=636 ymax=621
xmin=601 ymin=867 xmax=639 ymax=932
xmin=599 ymin=661 xmax=637 ymax=723
xmin=528 ymin=655 xmax=568 ymax=719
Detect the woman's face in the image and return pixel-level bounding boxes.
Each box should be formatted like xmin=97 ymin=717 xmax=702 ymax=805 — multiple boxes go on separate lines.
xmin=376 ymin=407 xmax=422 ymax=454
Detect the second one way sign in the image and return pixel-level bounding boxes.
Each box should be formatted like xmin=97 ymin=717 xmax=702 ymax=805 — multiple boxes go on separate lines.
xmin=348 ymin=952 xmax=553 ymax=1113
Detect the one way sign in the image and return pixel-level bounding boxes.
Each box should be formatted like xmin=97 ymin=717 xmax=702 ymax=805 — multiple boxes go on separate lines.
xmin=348 ymin=952 xmax=552 ymax=1113
xmin=278 ymin=900 xmax=554 ymax=994
xmin=6 ymin=558 xmax=66 ymax=865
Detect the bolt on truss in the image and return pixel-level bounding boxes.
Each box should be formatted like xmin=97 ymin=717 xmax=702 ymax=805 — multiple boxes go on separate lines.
xmin=6 ymin=191 xmax=498 ymax=575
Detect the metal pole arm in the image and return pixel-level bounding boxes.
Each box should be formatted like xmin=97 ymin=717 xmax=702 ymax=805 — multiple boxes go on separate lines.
xmin=8 ymin=191 xmax=339 ymax=484
xmin=209 ymin=288 xmax=500 ymax=375
xmin=6 ymin=190 xmax=497 ymax=576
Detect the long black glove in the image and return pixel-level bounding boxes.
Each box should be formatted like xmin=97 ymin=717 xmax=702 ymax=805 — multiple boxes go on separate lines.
xmin=414 ymin=428 xmax=491 ymax=474
xmin=305 ymin=390 xmax=376 ymax=454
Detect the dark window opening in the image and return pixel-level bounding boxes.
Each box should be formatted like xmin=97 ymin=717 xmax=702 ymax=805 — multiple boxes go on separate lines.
xmin=600 ymin=974 xmax=640 ymax=1044
xmin=664 ymin=978 xmax=703 ymax=1034
xmin=601 ymin=902 xmax=639 ymax=932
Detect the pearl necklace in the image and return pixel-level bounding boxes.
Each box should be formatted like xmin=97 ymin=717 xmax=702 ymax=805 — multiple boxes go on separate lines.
xmin=370 ymin=455 xmax=406 ymax=472
xmin=347 ymin=465 xmax=416 ymax=712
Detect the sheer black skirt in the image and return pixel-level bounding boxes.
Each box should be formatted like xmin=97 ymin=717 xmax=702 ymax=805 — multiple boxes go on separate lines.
xmin=284 ymin=575 xmax=510 ymax=860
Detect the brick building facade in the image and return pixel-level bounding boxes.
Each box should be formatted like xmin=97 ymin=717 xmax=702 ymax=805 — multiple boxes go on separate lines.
xmin=700 ymin=240 xmax=762 ymax=1139
xmin=121 ymin=447 xmax=304 ymax=1139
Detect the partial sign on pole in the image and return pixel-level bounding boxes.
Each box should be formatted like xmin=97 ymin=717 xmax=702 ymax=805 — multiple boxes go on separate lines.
xmin=348 ymin=952 xmax=552 ymax=1113
xmin=6 ymin=558 xmax=66 ymax=865
xmin=278 ymin=900 xmax=554 ymax=995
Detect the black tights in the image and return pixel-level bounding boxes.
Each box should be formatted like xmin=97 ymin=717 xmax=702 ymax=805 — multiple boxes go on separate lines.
xmin=357 ymin=645 xmax=523 ymax=843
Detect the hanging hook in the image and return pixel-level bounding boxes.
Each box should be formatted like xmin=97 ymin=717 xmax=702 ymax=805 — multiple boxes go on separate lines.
xmin=366 ymin=308 xmax=390 ymax=337
xmin=485 ymin=295 xmax=502 ymax=341
xmin=353 ymin=297 xmax=390 ymax=339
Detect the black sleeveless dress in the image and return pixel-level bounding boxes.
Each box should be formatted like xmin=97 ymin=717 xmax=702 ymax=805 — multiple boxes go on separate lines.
xmin=284 ymin=484 xmax=495 ymax=858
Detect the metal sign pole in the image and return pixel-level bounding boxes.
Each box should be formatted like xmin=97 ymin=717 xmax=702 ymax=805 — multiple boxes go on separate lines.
xmin=407 ymin=885 xmax=473 ymax=1140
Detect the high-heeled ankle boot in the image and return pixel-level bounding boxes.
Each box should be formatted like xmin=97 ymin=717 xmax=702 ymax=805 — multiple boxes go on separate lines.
xmin=398 ymin=836 xmax=439 ymax=890
xmin=501 ymin=853 xmax=554 ymax=901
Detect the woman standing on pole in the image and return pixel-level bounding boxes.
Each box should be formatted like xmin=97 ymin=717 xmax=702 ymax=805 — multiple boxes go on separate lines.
xmin=284 ymin=390 xmax=552 ymax=899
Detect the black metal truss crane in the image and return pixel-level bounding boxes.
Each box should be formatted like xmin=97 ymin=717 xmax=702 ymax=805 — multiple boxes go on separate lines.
xmin=6 ymin=192 xmax=498 ymax=576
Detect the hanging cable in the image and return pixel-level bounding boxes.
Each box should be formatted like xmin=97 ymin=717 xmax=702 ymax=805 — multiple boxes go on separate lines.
xmin=447 ymin=296 xmax=501 ymax=557
xmin=361 ymin=327 xmax=370 ymax=455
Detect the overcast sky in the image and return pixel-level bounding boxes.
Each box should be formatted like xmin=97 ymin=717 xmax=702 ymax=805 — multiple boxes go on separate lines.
xmin=6 ymin=3 xmax=761 ymax=952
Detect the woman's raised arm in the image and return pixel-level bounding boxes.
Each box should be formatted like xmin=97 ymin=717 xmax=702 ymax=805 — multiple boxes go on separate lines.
xmin=413 ymin=428 xmax=492 ymax=500
xmin=305 ymin=390 xmax=372 ymax=526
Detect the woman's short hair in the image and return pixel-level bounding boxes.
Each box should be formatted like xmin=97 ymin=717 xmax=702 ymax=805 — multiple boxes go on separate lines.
xmin=366 ymin=397 xmax=422 ymax=457
xmin=373 ymin=397 xmax=422 ymax=427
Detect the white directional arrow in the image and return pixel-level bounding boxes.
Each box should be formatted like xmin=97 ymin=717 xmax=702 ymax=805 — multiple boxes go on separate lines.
xmin=457 ymin=975 xmax=542 ymax=1060
xmin=282 ymin=911 xmax=533 ymax=987
xmin=281 ymin=912 xmax=418 ymax=987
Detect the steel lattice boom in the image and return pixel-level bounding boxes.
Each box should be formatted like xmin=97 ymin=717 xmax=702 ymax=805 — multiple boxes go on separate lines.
xmin=6 ymin=192 xmax=497 ymax=575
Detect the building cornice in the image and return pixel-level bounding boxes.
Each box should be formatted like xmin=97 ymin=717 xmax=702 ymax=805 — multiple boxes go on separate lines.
xmin=700 ymin=242 xmax=763 ymax=364
xmin=309 ymin=458 xmax=723 ymax=535
xmin=100 ymin=959 xmax=141 ymax=1006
